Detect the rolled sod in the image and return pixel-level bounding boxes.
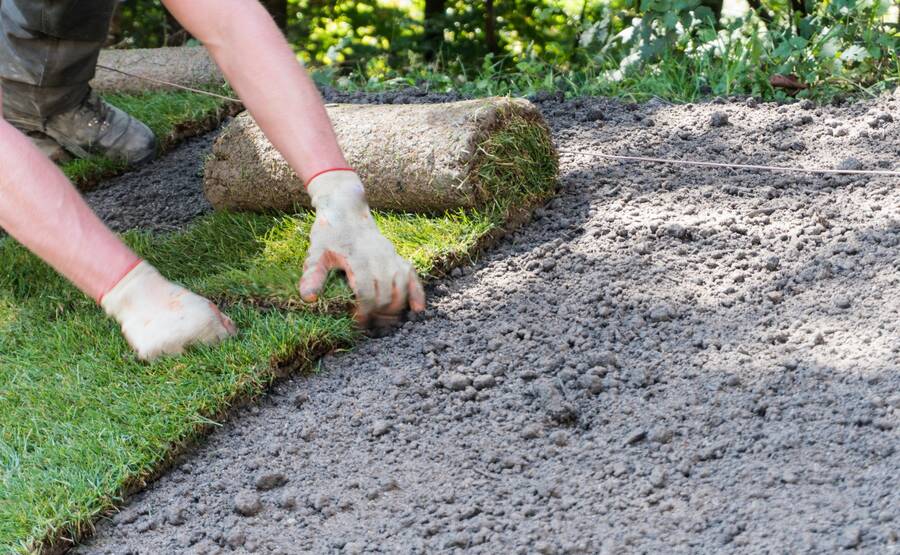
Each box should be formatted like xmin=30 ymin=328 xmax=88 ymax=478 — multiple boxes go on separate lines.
xmin=92 ymin=46 xmax=225 ymax=94
xmin=203 ymin=97 xmax=558 ymax=213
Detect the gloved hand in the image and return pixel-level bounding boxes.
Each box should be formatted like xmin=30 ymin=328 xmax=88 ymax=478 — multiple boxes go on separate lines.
xmin=100 ymin=261 xmax=237 ymax=361
xmin=300 ymin=169 xmax=426 ymax=327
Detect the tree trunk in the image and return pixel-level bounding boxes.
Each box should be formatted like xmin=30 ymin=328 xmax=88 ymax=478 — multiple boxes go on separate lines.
xmin=260 ymin=0 xmax=288 ymax=30
xmin=423 ymin=0 xmax=446 ymax=61
xmin=485 ymin=0 xmax=498 ymax=54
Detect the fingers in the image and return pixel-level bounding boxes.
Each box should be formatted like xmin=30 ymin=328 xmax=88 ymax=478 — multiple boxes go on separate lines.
xmin=209 ymin=302 xmax=238 ymax=337
xmin=360 ymin=267 xmax=426 ymax=330
xmin=298 ymin=250 xmax=327 ymax=303
xmin=127 ymin=298 xmax=237 ymax=361
xmin=302 ymin=240 xmax=426 ymax=330
xmin=220 ymin=313 xmax=238 ymax=336
xmin=351 ymin=279 xmax=377 ymax=327
xmin=408 ymin=269 xmax=426 ymax=313
xmin=383 ymin=277 xmax=407 ymax=315
xmin=364 ymin=276 xmax=405 ymax=330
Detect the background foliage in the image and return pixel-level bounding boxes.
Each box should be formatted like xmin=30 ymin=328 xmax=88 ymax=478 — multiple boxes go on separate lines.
xmin=112 ymin=0 xmax=899 ymax=100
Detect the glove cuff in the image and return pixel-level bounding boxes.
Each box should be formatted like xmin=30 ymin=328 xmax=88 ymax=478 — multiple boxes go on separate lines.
xmin=99 ymin=260 xmax=162 ymax=318
xmin=96 ymin=257 xmax=143 ymax=304
xmin=304 ymin=167 xmax=357 ymax=189
xmin=306 ymin=168 xmax=367 ymax=210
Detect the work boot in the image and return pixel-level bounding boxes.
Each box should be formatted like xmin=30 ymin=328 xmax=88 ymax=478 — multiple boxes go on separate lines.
xmin=7 ymin=90 xmax=157 ymax=165
xmin=24 ymin=131 xmax=73 ymax=164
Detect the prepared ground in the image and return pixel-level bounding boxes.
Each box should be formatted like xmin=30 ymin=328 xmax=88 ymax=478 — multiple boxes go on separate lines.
xmin=45 ymin=89 xmax=900 ymax=553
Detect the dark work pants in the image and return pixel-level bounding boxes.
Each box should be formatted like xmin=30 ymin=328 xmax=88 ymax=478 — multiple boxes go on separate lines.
xmin=0 ymin=0 xmax=118 ymax=120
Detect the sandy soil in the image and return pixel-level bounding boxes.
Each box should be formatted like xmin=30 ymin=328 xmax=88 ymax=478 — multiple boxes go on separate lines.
xmin=74 ymin=89 xmax=899 ymax=554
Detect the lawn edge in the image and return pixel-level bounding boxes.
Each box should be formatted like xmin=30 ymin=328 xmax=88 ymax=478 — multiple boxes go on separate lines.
xmin=36 ymin=329 xmax=350 ymax=555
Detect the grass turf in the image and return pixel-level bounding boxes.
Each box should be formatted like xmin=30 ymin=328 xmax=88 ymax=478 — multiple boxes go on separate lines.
xmin=0 ymin=91 xmax=556 ymax=553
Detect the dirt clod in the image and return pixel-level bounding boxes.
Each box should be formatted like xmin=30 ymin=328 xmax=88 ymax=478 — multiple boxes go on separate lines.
xmin=473 ymin=374 xmax=496 ymax=390
xmin=371 ymin=420 xmax=392 ymax=437
xmin=292 ymin=392 xmax=310 ymax=407
xmin=233 ymin=491 xmax=262 ymax=517
xmin=440 ymin=372 xmax=472 ymax=391
xmin=254 ymin=471 xmax=287 ymax=491
xmin=710 ymin=111 xmax=729 ymax=127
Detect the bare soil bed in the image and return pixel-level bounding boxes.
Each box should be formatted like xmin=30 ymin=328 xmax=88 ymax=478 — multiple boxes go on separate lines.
xmin=75 ymin=90 xmax=899 ymax=554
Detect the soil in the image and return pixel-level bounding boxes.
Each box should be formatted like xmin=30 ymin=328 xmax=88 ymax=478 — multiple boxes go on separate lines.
xmin=84 ymin=133 xmax=216 ymax=232
xmin=74 ymin=89 xmax=900 ymax=554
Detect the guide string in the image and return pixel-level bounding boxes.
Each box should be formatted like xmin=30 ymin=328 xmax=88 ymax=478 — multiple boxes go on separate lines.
xmin=95 ymin=64 xmax=242 ymax=103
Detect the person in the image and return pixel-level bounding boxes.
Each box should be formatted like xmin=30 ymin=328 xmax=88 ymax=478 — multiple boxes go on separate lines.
xmin=0 ymin=0 xmax=425 ymax=361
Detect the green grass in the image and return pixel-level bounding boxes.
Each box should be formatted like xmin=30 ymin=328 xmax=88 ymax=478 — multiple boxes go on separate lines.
xmin=473 ymin=106 xmax=559 ymax=204
xmin=0 ymin=209 xmax=512 ymax=553
xmin=0 ymin=89 xmax=557 ymax=553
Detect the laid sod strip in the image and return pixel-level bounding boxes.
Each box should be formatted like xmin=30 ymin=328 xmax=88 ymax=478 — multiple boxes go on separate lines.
xmin=204 ymin=97 xmax=557 ymax=213
xmin=62 ymin=89 xmax=237 ymax=190
xmin=0 ymin=187 xmax=553 ymax=552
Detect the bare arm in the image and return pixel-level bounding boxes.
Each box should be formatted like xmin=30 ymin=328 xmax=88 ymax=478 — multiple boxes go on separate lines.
xmin=0 ymin=91 xmax=234 ymax=360
xmin=161 ymin=0 xmax=426 ymax=323
xmin=161 ymin=0 xmax=347 ymax=183
xmin=0 ymin=92 xmax=139 ymax=301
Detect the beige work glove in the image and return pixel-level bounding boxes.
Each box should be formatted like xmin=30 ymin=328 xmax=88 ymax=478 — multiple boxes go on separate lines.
xmin=300 ymin=170 xmax=426 ymax=327
xmin=101 ymin=261 xmax=237 ymax=361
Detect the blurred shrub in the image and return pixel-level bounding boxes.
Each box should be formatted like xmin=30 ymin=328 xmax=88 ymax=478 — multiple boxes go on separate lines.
xmin=113 ymin=0 xmax=899 ymax=99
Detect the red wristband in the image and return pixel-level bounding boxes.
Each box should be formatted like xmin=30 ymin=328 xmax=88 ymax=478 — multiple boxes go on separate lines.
xmin=304 ymin=167 xmax=356 ymax=189
xmin=96 ymin=257 xmax=143 ymax=304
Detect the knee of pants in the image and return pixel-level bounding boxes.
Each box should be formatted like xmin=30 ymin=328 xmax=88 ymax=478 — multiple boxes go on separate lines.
xmin=2 ymin=0 xmax=118 ymax=42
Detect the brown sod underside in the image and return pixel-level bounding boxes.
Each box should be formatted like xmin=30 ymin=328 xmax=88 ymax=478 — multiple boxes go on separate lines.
xmin=204 ymin=97 xmax=555 ymax=213
xmin=92 ymin=46 xmax=225 ymax=96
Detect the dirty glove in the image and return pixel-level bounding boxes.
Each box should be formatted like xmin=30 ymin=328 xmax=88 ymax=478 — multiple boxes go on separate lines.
xmin=100 ymin=261 xmax=237 ymax=361
xmin=300 ymin=169 xmax=426 ymax=327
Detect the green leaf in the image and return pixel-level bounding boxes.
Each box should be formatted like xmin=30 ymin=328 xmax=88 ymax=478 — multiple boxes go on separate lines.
xmin=693 ymin=6 xmax=715 ymax=24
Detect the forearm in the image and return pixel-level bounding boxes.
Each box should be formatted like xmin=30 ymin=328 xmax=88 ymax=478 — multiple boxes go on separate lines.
xmin=0 ymin=117 xmax=139 ymax=301
xmin=163 ymin=0 xmax=347 ymax=183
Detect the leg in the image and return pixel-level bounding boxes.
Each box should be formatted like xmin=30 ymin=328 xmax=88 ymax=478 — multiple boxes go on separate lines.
xmin=0 ymin=0 xmax=157 ymax=164
xmin=0 ymin=0 xmax=116 ymax=116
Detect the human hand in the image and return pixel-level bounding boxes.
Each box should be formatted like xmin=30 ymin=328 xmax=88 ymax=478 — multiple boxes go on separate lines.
xmin=299 ymin=170 xmax=426 ymax=328
xmin=101 ymin=261 xmax=237 ymax=360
